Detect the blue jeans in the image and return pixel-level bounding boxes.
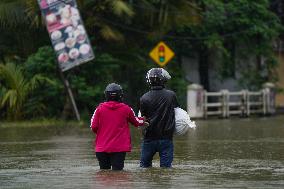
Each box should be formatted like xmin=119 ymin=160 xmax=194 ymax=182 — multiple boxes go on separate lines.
xmin=140 ymin=139 xmax=173 ymax=168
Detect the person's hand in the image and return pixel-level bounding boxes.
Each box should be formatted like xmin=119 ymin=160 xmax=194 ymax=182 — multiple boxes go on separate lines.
xmin=143 ymin=116 xmax=149 ymax=127
xmin=143 ymin=121 xmax=149 ymax=128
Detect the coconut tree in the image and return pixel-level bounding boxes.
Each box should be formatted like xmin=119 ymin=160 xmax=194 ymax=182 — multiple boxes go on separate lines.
xmin=0 ymin=0 xmax=37 ymax=27
xmin=124 ymin=0 xmax=201 ymax=40
xmin=0 ymin=0 xmax=48 ymax=58
xmin=0 ymin=0 xmax=136 ymax=59
xmin=0 ymin=0 xmax=87 ymax=26
xmin=0 ymin=63 xmax=53 ymax=120
xmin=0 ymin=0 xmax=135 ymax=38
xmin=80 ymin=0 xmax=135 ymax=41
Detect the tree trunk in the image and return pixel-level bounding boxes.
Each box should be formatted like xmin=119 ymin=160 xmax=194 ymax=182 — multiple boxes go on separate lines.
xmin=176 ymin=44 xmax=183 ymax=68
xmin=256 ymin=55 xmax=262 ymax=71
xmin=198 ymin=48 xmax=210 ymax=91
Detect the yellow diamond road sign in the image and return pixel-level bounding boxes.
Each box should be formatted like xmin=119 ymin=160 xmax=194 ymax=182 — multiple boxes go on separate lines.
xmin=149 ymin=42 xmax=175 ymax=67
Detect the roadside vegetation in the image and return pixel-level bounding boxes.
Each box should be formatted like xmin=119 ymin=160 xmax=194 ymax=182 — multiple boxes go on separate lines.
xmin=0 ymin=0 xmax=283 ymax=121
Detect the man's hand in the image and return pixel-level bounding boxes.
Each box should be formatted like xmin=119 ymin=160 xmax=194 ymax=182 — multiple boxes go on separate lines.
xmin=143 ymin=116 xmax=149 ymax=127
xmin=137 ymin=116 xmax=149 ymax=130
xmin=143 ymin=121 xmax=149 ymax=127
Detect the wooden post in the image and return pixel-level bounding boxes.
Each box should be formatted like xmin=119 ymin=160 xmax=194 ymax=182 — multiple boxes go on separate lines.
xmin=58 ymin=68 xmax=81 ymax=121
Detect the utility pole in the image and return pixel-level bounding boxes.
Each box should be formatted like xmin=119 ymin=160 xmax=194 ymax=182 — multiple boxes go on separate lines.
xmin=58 ymin=67 xmax=80 ymax=121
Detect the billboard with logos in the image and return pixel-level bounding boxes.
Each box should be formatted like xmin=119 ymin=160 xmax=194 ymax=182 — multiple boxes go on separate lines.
xmin=38 ymin=0 xmax=94 ymax=71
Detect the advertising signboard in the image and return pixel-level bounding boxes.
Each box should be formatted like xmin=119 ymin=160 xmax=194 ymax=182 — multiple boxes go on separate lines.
xmin=38 ymin=0 xmax=94 ymax=71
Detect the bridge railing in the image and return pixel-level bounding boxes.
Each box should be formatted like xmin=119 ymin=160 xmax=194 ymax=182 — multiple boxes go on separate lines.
xmin=187 ymin=83 xmax=276 ymax=118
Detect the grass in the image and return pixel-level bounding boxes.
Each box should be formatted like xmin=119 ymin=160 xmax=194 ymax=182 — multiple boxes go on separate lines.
xmin=0 ymin=119 xmax=87 ymax=128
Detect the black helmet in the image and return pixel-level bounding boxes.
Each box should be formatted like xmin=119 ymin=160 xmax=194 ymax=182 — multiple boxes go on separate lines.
xmin=104 ymin=83 xmax=123 ymax=102
xmin=146 ymin=68 xmax=171 ymax=86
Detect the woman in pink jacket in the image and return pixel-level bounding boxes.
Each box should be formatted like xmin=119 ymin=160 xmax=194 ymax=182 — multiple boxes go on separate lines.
xmin=90 ymin=83 xmax=145 ymax=170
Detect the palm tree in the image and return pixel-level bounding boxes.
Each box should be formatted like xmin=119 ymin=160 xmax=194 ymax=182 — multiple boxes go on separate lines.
xmin=0 ymin=0 xmax=86 ymax=28
xmin=0 ymin=0 xmax=47 ymax=58
xmin=128 ymin=0 xmax=201 ymax=40
xmin=0 ymin=0 xmax=40 ymax=28
xmin=0 ymin=63 xmax=53 ymax=120
xmin=0 ymin=0 xmax=135 ymax=59
xmin=81 ymin=0 xmax=135 ymax=41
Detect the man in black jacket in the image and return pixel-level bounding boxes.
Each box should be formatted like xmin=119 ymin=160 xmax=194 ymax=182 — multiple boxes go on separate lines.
xmin=139 ymin=68 xmax=178 ymax=168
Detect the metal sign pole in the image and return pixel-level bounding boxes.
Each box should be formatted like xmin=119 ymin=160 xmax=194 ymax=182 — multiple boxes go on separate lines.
xmin=58 ymin=67 xmax=81 ymax=121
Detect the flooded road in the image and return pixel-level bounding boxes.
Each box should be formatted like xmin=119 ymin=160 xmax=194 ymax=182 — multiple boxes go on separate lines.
xmin=1 ymin=116 xmax=284 ymax=189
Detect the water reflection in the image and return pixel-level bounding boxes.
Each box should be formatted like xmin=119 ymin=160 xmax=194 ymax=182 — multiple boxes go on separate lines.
xmin=92 ymin=170 xmax=133 ymax=189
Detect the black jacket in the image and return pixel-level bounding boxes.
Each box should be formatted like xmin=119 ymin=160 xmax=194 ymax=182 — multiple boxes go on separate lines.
xmin=139 ymin=86 xmax=178 ymax=140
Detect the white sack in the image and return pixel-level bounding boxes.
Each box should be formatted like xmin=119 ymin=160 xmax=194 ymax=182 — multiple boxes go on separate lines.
xmin=174 ymin=107 xmax=196 ymax=135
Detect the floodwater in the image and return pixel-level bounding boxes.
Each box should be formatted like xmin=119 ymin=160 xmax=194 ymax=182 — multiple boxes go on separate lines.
xmin=1 ymin=116 xmax=284 ymax=189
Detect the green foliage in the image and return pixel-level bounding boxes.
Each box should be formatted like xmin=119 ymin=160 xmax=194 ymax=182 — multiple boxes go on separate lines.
xmin=23 ymin=46 xmax=123 ymax=118
xmin=238 ymin=55 xmax=279 ymax=90
xmin=70 ymin=52 xmax=122 ymax=111
xmin=0 ymin=0 xmax=283 ymax=120
xmin=0 ymin=0 xmax=48 ymax=58
xmin=23 ymin=46 xmax=64 ymax=118
xmin=80 ymin=0 xmax=135 ymax=41
xmin=166 ymin=64 xmax=188 ymax=109
xmin=0 ymin=0 xmax=41 ymax=28
xmin=175 ymin=0 xmax=282 ymax=89
xmin=21 ymin=46 xmax=151 ymax=118
xmin=0 ymin=62 xmax=53 ymax=120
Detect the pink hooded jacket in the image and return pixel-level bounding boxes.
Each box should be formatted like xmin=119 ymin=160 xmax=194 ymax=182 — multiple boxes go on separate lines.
xmin=90 ymin=101 xmax=144 ymax=152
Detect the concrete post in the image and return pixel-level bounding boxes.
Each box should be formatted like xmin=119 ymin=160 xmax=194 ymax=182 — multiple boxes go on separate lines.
xmin=262 ymin=82 xmax=276 ymax=114
xmin=221 ymin=90 xmax=229 ymax=118
xmin=241 ymin=90 xmax=247 ymax=116
xmin=187 ymin=84 xmax=204 ymax=118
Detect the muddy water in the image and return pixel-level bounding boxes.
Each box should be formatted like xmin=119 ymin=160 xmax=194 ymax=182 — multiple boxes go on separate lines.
xmin=0 ymin=116 xmax=284 ymax=189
